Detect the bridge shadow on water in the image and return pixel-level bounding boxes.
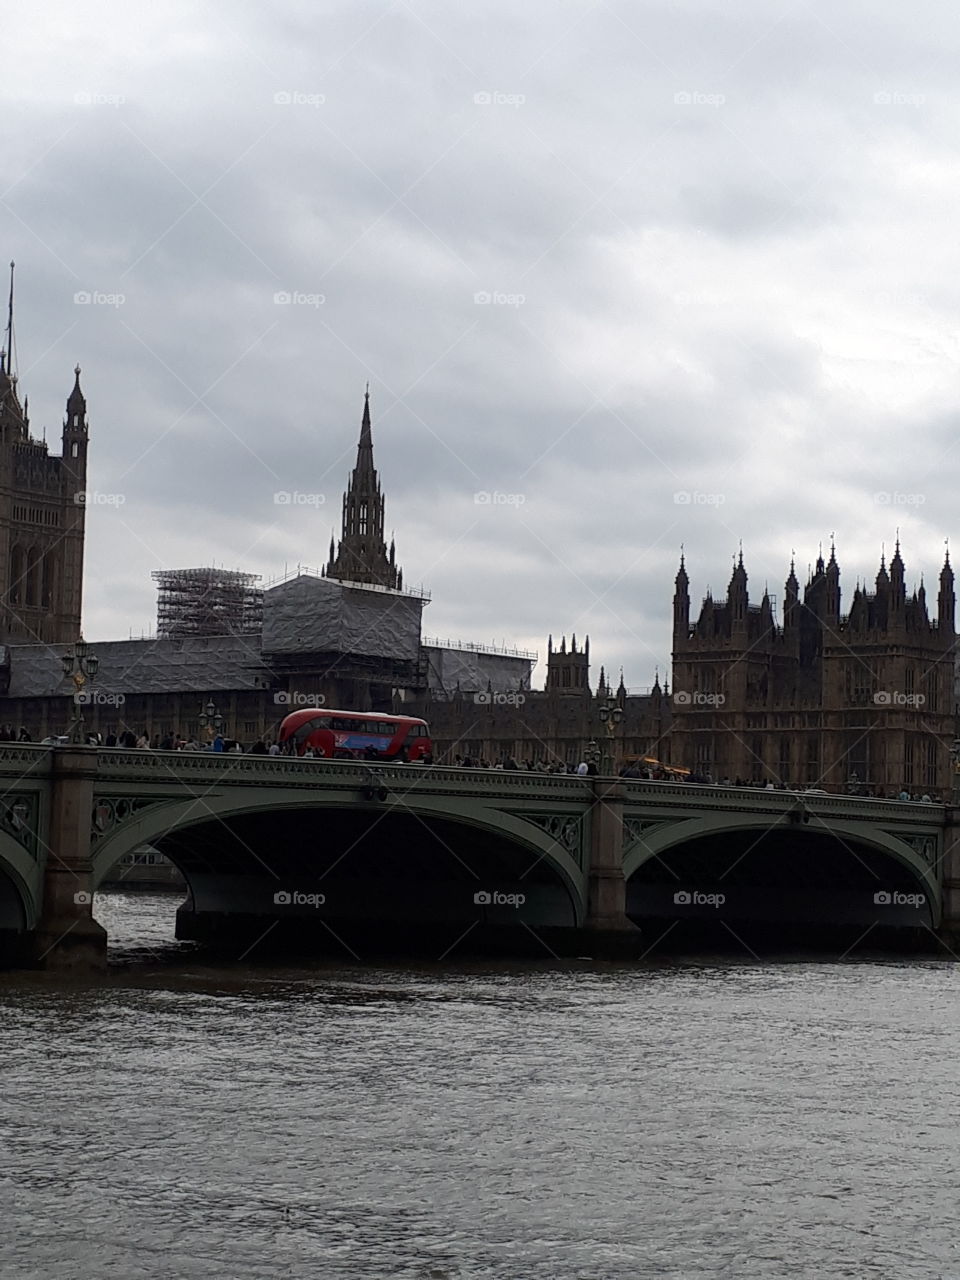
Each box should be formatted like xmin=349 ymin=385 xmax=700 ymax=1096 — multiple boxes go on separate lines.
xmin=149 ymin=807 xmax=583 ymax=961
xmin=91 ymin=808 xmax=945 ymax=963
xmin=628 ymin=826 xmax=941 ymax=958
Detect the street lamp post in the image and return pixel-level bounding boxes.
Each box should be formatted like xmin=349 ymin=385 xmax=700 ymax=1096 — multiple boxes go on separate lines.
xmin=198 ymin=699 xmax=225 ymax=745
xmin=61 ymin=637 xmax=100 ymax=745
xmin=597 ymin=696 xmax=624 ymax=776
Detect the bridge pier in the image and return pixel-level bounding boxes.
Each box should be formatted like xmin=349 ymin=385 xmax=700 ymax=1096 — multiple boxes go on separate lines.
xmin=33 ymin=748 xmax=107 ymax=971
xmin=583 ymin=778 xmax=640 ymax=957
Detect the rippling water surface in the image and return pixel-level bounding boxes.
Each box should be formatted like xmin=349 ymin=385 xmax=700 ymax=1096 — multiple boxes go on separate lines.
xmin=3 ymin=892 xmax=960 ymax=1279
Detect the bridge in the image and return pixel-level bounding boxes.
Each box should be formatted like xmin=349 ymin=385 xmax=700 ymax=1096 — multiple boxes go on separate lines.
xmin=0 ymin=745 xmax=956 ymax=968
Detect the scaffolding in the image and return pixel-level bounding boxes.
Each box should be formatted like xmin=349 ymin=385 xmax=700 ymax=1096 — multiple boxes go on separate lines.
xmin=152 ymin=567 xmax=264 ymax=638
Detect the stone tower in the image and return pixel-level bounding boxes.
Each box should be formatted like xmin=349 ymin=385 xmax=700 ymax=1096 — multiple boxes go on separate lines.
xmin=546 ymin=634 xmax=590 ymax=691
xmin=325 ymin=388 xmax=401 ymax=590
xmin=0 ymin=266 xmax=87 ymax=645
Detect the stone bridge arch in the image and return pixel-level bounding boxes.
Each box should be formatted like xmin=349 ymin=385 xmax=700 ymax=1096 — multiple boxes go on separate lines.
xmin=0 ymin=832 xmax=42 ymax=933
xmin=90 ymin=789 xmax=588 ymax=924
xmin=623 ymin=812 xmax=941 ymax=926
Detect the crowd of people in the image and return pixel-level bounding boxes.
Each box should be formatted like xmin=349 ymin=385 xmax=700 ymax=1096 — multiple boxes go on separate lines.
xmin=4 ymin=729 xmax=945 ymax=800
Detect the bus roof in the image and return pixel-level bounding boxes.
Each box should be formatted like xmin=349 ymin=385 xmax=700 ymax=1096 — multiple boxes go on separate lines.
xmin=277 ymin=708 xmax=427 ymax=731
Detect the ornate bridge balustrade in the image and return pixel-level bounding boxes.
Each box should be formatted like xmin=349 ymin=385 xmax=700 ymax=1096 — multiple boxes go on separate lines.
xmin=0 ymin=745 xmax=953 ymax=970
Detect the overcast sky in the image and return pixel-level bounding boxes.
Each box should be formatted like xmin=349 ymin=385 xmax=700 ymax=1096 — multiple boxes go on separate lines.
xmin=4 ymin=0 xmax=959 ymax=688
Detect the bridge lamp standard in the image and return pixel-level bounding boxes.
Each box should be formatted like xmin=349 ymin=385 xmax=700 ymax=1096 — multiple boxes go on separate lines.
xmin=597 ymin=697 xmax=624 ymax=776
xmin=198 ymin=699 xmax=225 ymax=744
xmin=61 ymin=637 xmax=99 ymax=745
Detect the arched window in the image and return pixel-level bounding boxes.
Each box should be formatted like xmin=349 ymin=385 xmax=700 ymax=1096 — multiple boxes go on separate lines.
xmin=8 ymin=545 xmax=23 ymax=605
xmin=41 ymin=553 xmax=56 ymax=609
xmin=24 ymin=546 xmax=39 ymax=607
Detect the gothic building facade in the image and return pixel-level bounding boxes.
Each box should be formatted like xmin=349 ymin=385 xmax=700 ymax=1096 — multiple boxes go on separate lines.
xmin=0 ymin=317 xmax=88 ymax=646
xmin=414 ymin=634 xmax=671 ymax=769
xmin=671 ymin=544 xmax=956 ymax=796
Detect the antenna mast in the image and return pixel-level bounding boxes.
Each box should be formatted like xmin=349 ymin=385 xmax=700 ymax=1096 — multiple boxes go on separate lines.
xmin=5 ymin=262 xmax=14 ymax=377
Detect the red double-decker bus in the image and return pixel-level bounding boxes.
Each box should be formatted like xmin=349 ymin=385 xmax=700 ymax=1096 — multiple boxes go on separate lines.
xmin=277 ymin=709 xmax=432 ymax=761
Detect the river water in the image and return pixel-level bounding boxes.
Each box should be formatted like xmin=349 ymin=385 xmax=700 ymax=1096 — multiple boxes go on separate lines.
xmin=2 ymin=891 xmax=960 ymax=1280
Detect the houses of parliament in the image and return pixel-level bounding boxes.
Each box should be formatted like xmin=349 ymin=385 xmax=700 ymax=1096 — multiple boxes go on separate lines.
xmin=0 ymin=267 xmax=88 ymax=648
xmin=0 ymin=272 xmax=955 ymax=797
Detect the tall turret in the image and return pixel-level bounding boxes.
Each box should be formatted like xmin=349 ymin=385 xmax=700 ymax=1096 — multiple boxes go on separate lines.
xmin=939 ymin=547 xmax=955 ymax=634
xmin=673 ymin=549 xmax=690 ymax=645
xmin=326 ymin=388 xmax=401 ymax=589
xmin=728 ymin=547 xmax=748 ymax=625
xmin=823 ymin=538 xmax=839 ymax=620
xmin=546 ymin=633 xmax=590 ymax=692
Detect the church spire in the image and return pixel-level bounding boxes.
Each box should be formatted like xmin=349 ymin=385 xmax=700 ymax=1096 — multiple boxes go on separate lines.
xmin=325 ymin=387 xmax=401 ymax=589
xmin=3 ymin=261 xmax=13 ymax=379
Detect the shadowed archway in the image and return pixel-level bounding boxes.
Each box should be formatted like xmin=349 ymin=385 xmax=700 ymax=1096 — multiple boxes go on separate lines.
xmin=626 ymin=821 xmax=937 ymax=952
